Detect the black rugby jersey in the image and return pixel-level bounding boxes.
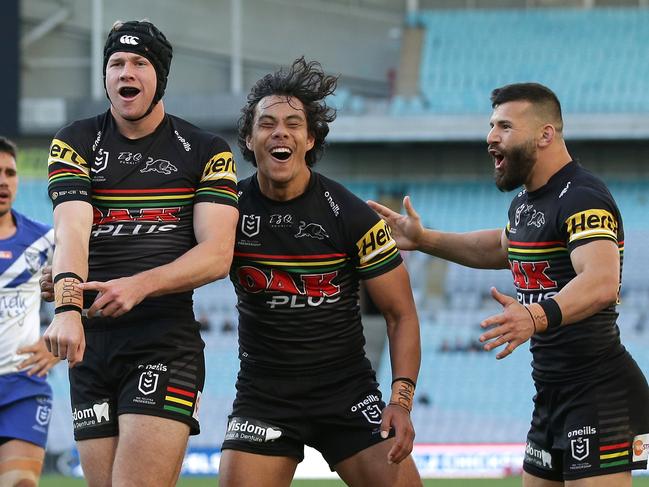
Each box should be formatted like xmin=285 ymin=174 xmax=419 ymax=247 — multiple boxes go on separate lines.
xmin=47 ymin=110 xmax=238 ymax=322
xmin=232 ymin=171 xmax=402 ymax=374
xmin=505 ymin=161 xmax=626 ymax=383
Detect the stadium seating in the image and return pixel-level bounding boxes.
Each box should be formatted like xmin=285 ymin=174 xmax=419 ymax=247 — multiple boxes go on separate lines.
xmin=390 ymin=8 xmax=649 ymax=115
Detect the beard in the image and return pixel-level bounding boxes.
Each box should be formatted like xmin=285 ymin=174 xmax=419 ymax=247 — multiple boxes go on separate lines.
xmin=493 ymin=139 xmax=537 ymax=192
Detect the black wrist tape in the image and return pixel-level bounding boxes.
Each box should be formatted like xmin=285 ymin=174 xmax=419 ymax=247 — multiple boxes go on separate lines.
xmin=54 ymin=272 xmax=84 ymax=284
xmin=538 ymin=298 xmax=562 ymax=329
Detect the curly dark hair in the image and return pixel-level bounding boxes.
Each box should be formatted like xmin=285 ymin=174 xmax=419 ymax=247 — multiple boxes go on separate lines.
xmin=238 ymin=57 xmax=338 ymax=167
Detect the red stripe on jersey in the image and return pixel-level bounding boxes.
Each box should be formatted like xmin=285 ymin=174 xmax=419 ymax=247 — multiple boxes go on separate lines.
xmin=93 ymin=188 xmax=195 ymax=194
xmin=166 ymin=386 xmax=195 ymax=398
xmin=49 ymin=168 xmax=85 ymax=175
xmin=235 ymin=251 xmax=346 ymax=260
xmin=509 ymin=240 xmax=565 ymax=247
xmin=599 ymin=442 xmax=630 ymax=452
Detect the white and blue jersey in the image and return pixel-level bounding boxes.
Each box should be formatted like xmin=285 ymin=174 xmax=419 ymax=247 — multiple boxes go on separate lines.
xmin=0 ymin=210 xmax=54 ymax=376
xmin=0 ymin=210 xmax=54 ymax=447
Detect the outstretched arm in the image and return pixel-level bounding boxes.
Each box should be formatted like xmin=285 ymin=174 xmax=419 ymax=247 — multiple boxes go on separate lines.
xmin=368 ymin=196 xmax=509 ymax=269
xmin=82 ymin=202 xmax=238 ymax=318
xmin=364 ymin=263 xmax=420 ymax=465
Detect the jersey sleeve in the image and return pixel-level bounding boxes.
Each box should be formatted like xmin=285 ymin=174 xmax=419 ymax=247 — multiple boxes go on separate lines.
xmin=47 ymin=123 xmax=92 ymax=208
xmin=559 ymin=185 xmax=620 ymax=252
xmin=195 ymin=137 xmax=238 ymax=208
xmin=343 ymin=195 xmax=402 ymax=280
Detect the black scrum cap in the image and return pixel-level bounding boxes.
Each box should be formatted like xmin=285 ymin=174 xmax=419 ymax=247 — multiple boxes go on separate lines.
xmin=103 ymin=20 xmax=173 ymax=103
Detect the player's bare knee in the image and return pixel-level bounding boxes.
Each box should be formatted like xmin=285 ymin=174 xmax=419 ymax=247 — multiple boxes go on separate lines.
xmin=0 ymin=457 xmax=42 ymax=487
xmin=0 ymin=470 xmax=39 ymax=487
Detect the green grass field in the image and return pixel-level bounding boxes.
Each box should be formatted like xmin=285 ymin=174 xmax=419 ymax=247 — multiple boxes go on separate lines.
xmin=39 ymin=475 xmax=649 ymax=486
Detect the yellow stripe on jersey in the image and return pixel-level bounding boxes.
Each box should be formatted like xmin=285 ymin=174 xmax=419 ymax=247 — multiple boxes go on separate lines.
xmin=565 ymin=209 xmax=618 ymax=244
xmin=201 ymin=151 xmax=238 ymax=184
xmin=48 ymin=139 xmax=89 ymax=173
xmin=356 ymin=220 xmax=397 ymax=265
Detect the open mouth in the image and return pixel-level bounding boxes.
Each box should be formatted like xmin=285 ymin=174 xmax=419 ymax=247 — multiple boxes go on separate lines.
xmin=489 ymin=148 xmax=505 ymax=169
xmin=270 ymin=147 xmax=292 ymax=162
xmin=119 ymin=87 xmax=141 ymax=99
xmin=0 ymin=191 xmax=10 ymax=200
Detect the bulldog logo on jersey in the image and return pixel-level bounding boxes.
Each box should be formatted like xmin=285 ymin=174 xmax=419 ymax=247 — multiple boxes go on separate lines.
xmin=241 ymin=214 xmax=261 ymax=238
xmin=24 ymin=247 xmax=43 ymax=274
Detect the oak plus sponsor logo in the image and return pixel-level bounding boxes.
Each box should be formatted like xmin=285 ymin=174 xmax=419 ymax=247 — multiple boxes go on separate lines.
xmin=72 ymin=399 xmax=111 ymax=430
xmin=350 ymin=394 xmax=382 ymax=425
xmin=236 ymin=266 xmax=341 ymax=309
xmin=91 ymin=207 xmax=180 ymax=238
xmin=525 ymin=442 xmax=553 ymax=469
xmin=632 ymin=433 xmax=649 ymax=462
xmin=225 ymin=417 xmax=282 ymax=443
xmin=510 ymin=256 xmax=559 ymax=305
xmin=140 ymin=157 xmax=178 ymax=175
xmin=295 ymin=221 xmax=329 ymax=240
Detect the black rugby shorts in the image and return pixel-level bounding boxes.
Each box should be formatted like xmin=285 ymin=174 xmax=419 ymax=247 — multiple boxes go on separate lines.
xmin=523 ymin=353 xmax=649 ymax=481
xmin=221 ymin=359 xmax=394 ymax=469
xmin=69 ymin=318 xmax=205 ymax=441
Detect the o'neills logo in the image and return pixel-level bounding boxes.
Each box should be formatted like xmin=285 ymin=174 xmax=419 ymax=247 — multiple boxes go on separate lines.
xmin=568 ymin=426 xmax=597 ymax=438
xmin=565 ymin=209 xmax=617 ymax=242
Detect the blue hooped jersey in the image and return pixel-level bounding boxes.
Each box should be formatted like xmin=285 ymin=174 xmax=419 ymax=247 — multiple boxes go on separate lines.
xmin=0 ymin=211 xmax=54 ymax=375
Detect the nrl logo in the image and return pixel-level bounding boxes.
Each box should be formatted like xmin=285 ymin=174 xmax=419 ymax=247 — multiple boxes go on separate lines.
xmin=241 ymin=214 xmax=261 ymax=238
xmin=92 ymin=149 xmax=109 ymax=174
xmin=138 ymin=371 xmax=159 ymax=396
xmin=571 ymin=438 xmax=589 ymax=461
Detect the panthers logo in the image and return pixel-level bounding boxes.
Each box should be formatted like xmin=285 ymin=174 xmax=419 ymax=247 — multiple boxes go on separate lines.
xmin=140 ymin=158 xmax=178 ymax=175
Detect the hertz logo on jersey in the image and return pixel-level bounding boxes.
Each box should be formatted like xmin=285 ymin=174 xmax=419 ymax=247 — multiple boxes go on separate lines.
xmin=48 ymin=139 xmax=89 ymax=174
xmin=565 ymin=209 xmax=618 ymax=244
xmin=356 ymin=220 xmax=396 ymax=265
xmin=201 ymin=151 xmax=237 ymax=184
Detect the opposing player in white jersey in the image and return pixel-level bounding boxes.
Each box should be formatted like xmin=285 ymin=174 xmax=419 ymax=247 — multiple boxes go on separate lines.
xmin=0 ymin=136 xmax=58 ymax=487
